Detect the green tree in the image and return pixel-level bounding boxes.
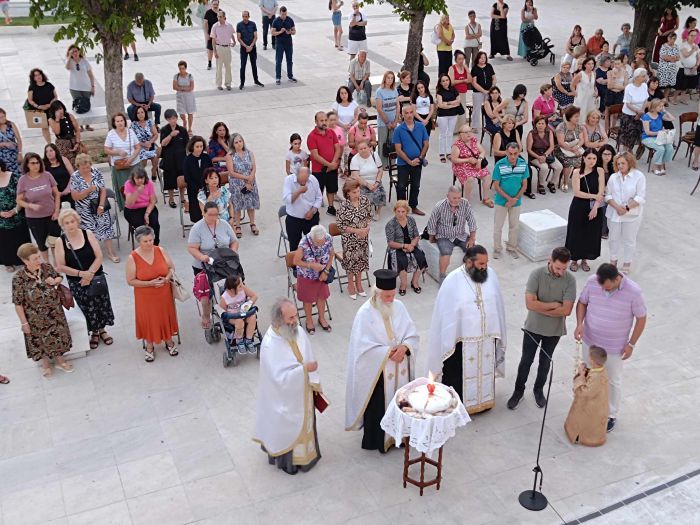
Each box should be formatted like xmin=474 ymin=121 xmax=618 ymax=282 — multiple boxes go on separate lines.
xmin=361 ymin=0 xmax=448 ymax=78
xmin=30 ymin=0 xmax=194 ymax=122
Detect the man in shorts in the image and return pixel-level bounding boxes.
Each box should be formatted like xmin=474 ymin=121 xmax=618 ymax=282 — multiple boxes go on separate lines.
xmin=307 ymin=112 xmax=341 ymax=216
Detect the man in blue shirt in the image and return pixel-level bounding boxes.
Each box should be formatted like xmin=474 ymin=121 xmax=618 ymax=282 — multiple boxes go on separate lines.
xmin=271 ymin=6 xmax=296 ymax=85
xmin=126 ymin=73 xmax=161 ymax=125
xmin=392 ymin=105 xmax=430 ymax=215
xmin=491 ymin=142 xmax=528 ymax=259
xmin=237 ymin=11 xmax=264 ymax=90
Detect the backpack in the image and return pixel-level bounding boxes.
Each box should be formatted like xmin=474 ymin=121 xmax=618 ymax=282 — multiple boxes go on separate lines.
xmin=72 ymin=96 xmax=91 ymax=114
xmin=192 ymin=270 xmax=211 ymax=301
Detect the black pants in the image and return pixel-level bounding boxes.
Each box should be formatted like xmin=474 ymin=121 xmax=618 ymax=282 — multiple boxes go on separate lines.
xmin=441 ymin=342 xmax=464 ymax=402
xmin=240 ymin=47 xmax=259 ymax=85
xmin=286 ymin=212 xmax=319 ymax=252
xmin=437 ymin=50 xmax=452 ymax=77
xmin=124 ymin=206 xmax=161 ymax=245
xmin=513 ymin=330 xmax=560 ymax=394
xmin=262 ymin=15 xmax=276 ymax=47
xmin=362 ymin=373 xmax=386 ymax=451
xmin=127 ymin=103 xmax=161 ymax=125
xmin=187 ymin=186 xmax=202 ymax=223
xmin=275 ymin=41 xmax=294 ymax=80
xmin=26 ymin=216 xmax=60 ymax=252
xmin=397 ymin=163 xmax=422 ymax=208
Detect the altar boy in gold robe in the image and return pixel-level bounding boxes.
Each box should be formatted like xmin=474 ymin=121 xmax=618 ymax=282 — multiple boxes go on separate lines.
xmin=565 ymin=345 xmax=609 ymax=447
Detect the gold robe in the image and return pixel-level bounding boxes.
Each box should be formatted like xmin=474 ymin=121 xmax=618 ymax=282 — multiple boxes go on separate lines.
xmin=564 ymin=367 xmax=609 ymax=447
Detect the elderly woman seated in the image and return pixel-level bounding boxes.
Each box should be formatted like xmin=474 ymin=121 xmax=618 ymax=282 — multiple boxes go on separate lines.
xmin=349 ymin=140 xmax=386 ymax=219
xmin=384 ymin=200 xmax=427 ymax=295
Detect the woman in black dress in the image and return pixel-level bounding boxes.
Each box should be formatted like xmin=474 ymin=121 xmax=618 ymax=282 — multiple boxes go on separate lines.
xmin=44 ymin=143 xmax=74 ymax=208
xmin=597 ymin=144 xmax=615 ymax=239
xmin=490 ymin=1 xmax=512 ymax=60
xmin=159 ymin=108 xmax=189 ymax=208
xmin=0 ymin=160 xmax=31 ymax=272
xmin=182 ymin=135 xmax=212 ymax=223
xmin=26 ymin=68 xmax=58 ymax=144
xmin=565 ymin=148 xmax=605 ymax=273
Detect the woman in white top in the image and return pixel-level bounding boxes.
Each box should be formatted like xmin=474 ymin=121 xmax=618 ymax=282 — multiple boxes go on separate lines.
xmin=349 ymin=140 xmax=385 ymax=218
xmin=463 ymin=10 xmax=482 ymax=69
xmin=65 ymin=44 xmax=96 ymax=131
xmin=104 ymin=112 xmax=141 ymax=211
xmin=618 ymin=68 xmax=648 ymax=153
xmin=572 ymin=57 xmax=597 ymax=120
xmin=411 ymin=80 xmax=435 ymax=132
xmin=173 ymin=60 xmax=196 ymax=134
xmin=676 ymin=28 xmax=700 ymax=104
xmin=331 ymin=85 xmax=359 ymax=131
xmin=605 ymin=151 xmax=646 ymax=274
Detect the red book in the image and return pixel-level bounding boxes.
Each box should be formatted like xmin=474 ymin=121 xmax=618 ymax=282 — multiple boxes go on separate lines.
xmin=313 ymin=391 xmax=330 ymax=413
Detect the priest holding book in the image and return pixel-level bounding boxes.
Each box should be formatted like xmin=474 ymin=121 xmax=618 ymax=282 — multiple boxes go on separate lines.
xmin=426 ymin=245 xmax=507 ymax=414
xmin=346 ymin=269 xmax=419 ymax=453
xmin=254 ymin=298 xmax=323 ymax=475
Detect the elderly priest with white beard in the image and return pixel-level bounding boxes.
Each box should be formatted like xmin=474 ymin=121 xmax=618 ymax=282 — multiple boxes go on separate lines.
xmin=254 ymin=298 xmax=322 ymax=475
xmin=346 ymin=269 xmax=419 ymax=453
xmin=426 ymin=245 xmax=507 ymax=414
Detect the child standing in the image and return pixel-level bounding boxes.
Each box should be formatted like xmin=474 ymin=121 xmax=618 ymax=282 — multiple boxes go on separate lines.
xmin=219 ymin=275 xmax=258 ymax=354
xmin=285 ymin=133 xmax=309 ymax=176
xmin=564 ymin=345 xmax=609 ymax=446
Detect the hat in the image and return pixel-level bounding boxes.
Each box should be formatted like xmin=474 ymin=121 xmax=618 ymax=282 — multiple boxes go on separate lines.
xmin=374 ymin=269 xmax=398 ymax=291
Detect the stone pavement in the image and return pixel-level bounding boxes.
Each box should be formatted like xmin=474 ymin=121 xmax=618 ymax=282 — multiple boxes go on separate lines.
xmin=1 ymin=1 xmax=699 ymax=523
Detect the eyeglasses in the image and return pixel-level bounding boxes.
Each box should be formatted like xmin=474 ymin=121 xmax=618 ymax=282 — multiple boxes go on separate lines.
xmin=75 ymin=63 xmax=80 ymax=71
xmin=28 ymin=160 xmax=40 ymax=165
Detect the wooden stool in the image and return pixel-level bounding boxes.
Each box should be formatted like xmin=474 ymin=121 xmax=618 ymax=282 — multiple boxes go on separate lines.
xmin=402 ymin=437 xmax=443 ymax=495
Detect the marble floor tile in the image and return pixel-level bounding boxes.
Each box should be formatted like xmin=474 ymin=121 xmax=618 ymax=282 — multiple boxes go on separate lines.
xmin=183 ymin=470 xmax=251 ymax=521
xmin=66 ymin=500 xmax=132 ymax=525
xmin=170 ymin=439 xmax=234 ymax=483
xmin=60 ymin=466 xmax=125 ymax=516
xmin=117 ymin=452 xmax=180 ymax=499
xmin=1 ymin=481 xmax=65 ymax=525
xmin=108 ymin=423 xmax=169 ymax=465
xmin=126 ymin=485 xmax=194 ymax=525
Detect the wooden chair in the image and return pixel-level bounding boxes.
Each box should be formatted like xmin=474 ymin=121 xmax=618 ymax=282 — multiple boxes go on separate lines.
xmin=328 ymin=222 xmax=372 ymax=294
xmin=671 ymin=112 xmax=698 ymax=167
xmin=284 ymin=252 xmax=332 ymax=322
xmin=452 ymin=173 xmax=483 ymax=200
xmin=479 ymin=111 xmax=495 ymax=155
xmin=606 ymin=104 xmax=623 ymax=149
xmin=386 ymin=152 xmax=407 ymax=202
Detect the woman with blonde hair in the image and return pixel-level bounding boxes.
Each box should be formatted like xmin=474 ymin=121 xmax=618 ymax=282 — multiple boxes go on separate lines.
xmin=583 ymin=110 xmax=609 ymax=150
xmin=375 ymin=71 xmax=400 ymax=167
xmin=385 ymin=200 xmax=427 ymax=295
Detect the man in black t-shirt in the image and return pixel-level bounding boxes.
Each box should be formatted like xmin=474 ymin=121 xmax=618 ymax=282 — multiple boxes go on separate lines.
xmin=237 ymin=11 xmax=264 ymax=90
xmin=204 ymin=0 xmax=221 ymax=70
xmin=271 ymin=6 xmax=297 ymax=85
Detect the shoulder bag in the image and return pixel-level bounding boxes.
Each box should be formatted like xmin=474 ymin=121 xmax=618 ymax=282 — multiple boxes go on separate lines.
xmin=464 ymin=141 xmax=488 ymax=169
xmin=89 ymin=188 xmax=111 ymax=215
xmin=171 ymin=270 xmax=191 ymax=302
xmin=381 ymin=131 xmax=394 ymax=159
xmin=114 ymin=131 xmax=132 ymax=170
xmin=62 ymin=233 xmax=109 ymax=297
xmin=58 ymin=283 xmax=75 ymax=309
xmin=402 ymin=125 xmax=429 ymax=166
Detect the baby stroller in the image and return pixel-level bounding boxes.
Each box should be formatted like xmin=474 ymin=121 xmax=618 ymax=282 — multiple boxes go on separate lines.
xmin=522 ymin=25 xmax=555 ymax=66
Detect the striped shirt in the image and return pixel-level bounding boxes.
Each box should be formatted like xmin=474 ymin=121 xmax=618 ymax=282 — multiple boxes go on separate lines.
xmin=492 ymin=156 xmax=529 ymax=207
xmin=579 ymin=275 xmax=646 ymax=354
xmin=426 ymin=198 xmax=477 ymax=243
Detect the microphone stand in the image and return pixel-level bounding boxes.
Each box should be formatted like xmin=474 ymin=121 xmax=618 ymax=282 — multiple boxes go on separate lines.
xmin=518 ymin=328 xmax=555 ymax=511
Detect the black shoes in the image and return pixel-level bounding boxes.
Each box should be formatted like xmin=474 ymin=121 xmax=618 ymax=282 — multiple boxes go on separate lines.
xmin=254 ymin=80 xmax=264 ymax=87
xmin=123 ymin=52 xmax=130 ymax=60
xmin=326 ymin=205 xmax=337 ymax=216
xmin=534 ymin=390 xmax=546 ymax=408
xmin=239 ymin=84 xmax=244 ymax=90
xmin=134 ymin=54 xmax=139 ymax=61
xmin=507 ymin=391 xmax=523 ymax=410
xmin=607 ymin=418 xmax=616 ymax=433
xmin=207 ymin=62 xmax=212 ymax=70
xmin=288 ymin=77 xmax=298 ymax=83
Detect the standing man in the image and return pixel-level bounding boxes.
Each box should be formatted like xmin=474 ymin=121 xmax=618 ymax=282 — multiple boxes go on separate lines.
xmin=348 ymin=50 xmax=372 ymax=105
xmin=426 ymin=245 xmax=507 ymax=414
xmin=346 ymin=270 xmax=419 ymax=453
xmin=282 ymin=167 xmax=322 ymax=251
xmin=203 ymin=0 xmax=221 ymax=70
xmin=507 ymin=247 xmax=577 ymax=410
xmin=259 ymin=0 xmax=278 ymax=51
xmin=237 ymin=10 xmax=264 ymax=90
xmin=271 ymin=6 xmax=297 ymax=85
xmin=307 ymin=112 xmax=341 ymax=216
xmin=126 ymin=73 xmax=162 ymax=126
xmin=210 ymin=10 xmax=237 ymax=91
xmin=392 ymin=104 xmax=429 ymax=216
xmin=574 ymin=263 xmax=646 ymax=433
xmin=492 ymin=142 xmax=528 ymax=259
xmin=254 ymin=298 xmax=322 ymax=475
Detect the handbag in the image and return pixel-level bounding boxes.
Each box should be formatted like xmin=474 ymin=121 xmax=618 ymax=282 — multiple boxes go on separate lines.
xmin=58 ymin=284 xmax=75 ymax=309
xmin=113 ymin=132 xmax=132 ymax=170
xmin=72 ymin=96 xmax=91 ymax=114
xmin=62 ymin=233 xmax=109 ymax=297
xmin=171 ymin=271 xmax=191 ymax=302
xmin=430 ymin=25 xmax=442 ymax=46
xmin=304 ymin=236 xmax=335 ymax=284
xmin=381 ymin=132 xmax=394 ymax=158
xmin=655 ymin=128 xmax=675 ymax=145
xmin=582 ymin=174 xmax=597 ymax=210
xmin=464 ymin=142 xmax=488 ymax=169
xmin=89 ymin=196 xmax=111 ymax=215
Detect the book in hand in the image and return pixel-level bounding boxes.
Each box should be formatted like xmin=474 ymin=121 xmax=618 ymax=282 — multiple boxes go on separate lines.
xmin=313 ymin=391 xmax=330 ymax=413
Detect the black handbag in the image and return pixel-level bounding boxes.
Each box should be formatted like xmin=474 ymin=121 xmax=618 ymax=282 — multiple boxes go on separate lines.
xmin=89 ymin=196 xmax=111 ymax=215
xmin=72 ymin=96 xmax=91 ymax=114
xmin=464 ymin=142 xmax=488 ymax=169
xmin=325 ymin=266 xmax=336 ymax=284
xmin=62 ymin=233 xmax=109 ymax=297
xmin=381 ymin=132 xmax=394 ymax=158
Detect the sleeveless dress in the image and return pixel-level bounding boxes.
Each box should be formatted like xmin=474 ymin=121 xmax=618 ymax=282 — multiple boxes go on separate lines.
xmin=518 ymin=9 xmax=536 ymax=58
xmin=0 ymin=172 xmax=31 ymax=266
xmin=565 ymin=170 xmax=603 ymax=261
xmin=228 ymin=150 xmax=260 ymax=212
xmin=452 ymin=136 xmax=489 ymax=184
xmin=132 ymin=247 xmax=178 ymax=344
xmin=490 ymin=3 xmax=510 ymax=56
xmin=553 ymin=72 xmax=574 ymax=108
xmin=0 ymin=123 xmax=20 ymax=175
xmin=131 ymin=120 xmax=158 ymax=161
xmin=574 ymin=71 xmax=597 ymax=119
xmin=174 ymin=73 xmax=197 ymax=114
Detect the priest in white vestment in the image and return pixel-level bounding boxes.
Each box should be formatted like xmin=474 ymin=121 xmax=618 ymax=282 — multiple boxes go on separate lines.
xmin=346 ymin=269 xmax=419 ymax=452
xmin=426 ymin=245 xmax=507 ymax=414
xmin=254 ymin=298 xmax=322 ymax=474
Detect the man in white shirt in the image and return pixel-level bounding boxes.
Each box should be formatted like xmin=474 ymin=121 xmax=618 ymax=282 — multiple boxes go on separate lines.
xmin=259 ymin=0 xmax=278 ymax=50
xmin=283 ymin=167 xmax=322 ymax=251
xmin=210 ymin=10 xmax=237 ymax=90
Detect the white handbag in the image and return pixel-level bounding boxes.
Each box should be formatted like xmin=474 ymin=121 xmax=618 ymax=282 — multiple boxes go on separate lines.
xmin=430 ymin=26 xmax=442 ymax=46
xmin=171 ymin=271 xmax=191 ymax=302
xmin=655 ymin=129 xmax=675 ymax=145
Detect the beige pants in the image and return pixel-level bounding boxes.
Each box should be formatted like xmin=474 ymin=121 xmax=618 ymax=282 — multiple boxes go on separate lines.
xmin=463 ymin=46 xmax=480 ymax=70
xmin=530 ymin=158 xmax=563 ymax=187
xmin=216 ymin=45 xmax=232 ymax=88
xmin=493 ymin=204 xmax=521 ymax=252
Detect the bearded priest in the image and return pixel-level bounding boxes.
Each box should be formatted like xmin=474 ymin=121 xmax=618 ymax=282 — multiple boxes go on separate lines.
xmin=426 ymin=245 xmax=507 ymax=414
xmin=346 ymin=269 xmax=419 ymax=453
xmin=254 ymin=298 xmax=322 ymax=475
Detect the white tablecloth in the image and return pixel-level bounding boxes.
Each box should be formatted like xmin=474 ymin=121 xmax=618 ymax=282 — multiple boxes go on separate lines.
xmin=380 ymin=378 xmax=471 ymax=454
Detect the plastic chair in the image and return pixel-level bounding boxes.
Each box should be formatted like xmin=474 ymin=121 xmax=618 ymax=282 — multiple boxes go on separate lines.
xmin=277 ymin=205 xmax=289 ymax=258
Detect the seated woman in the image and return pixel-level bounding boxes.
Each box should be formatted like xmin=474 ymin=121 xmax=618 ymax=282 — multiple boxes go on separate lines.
xmin=131 ymin=106 xmax=160 ymax=181
xmin=384 ymin=200 xmax=427 ymax=295
xmin=349 ymin=140 xmax=386 ymax=219
xmin=218 ymin=274 xmax=258 ymax=355
xmin=483 ymin=86 xmax=505 ymax=135
xmin=583 ymin=109 xmax=609 ymax=150
xmin=197 ymin=167 xmax=233 ymax=225
xmin=554 ymin=106 xmax=586 ymax=192
xmin=208 ymin=121 xmax=231 ymax=182
xmin=47 ymin=100 xmax=81 ymax=168
xmin=451 ymin=125 xmax=493 ymax=206
xmin=124 ymin=166 xmax=160 ymax=245
xmin=182 ymin=135 xmax=212 ymax=223
xmin=527 ymin=115 xmax=564 ymax=195
xmin=492 ymin=114 xmax=522 ymax=164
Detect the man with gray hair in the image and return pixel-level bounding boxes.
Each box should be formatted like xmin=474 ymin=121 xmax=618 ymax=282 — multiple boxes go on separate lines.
xmin=126 ymin=73 xmax=161 ymax=125
xmin=254 ymin=298 xmax=323 ymax=475
xmin=426 ymin=185 xmax=478 ymax=282
xmin=491 ymin=142 xmax=528 ymax=259
xmin=348 ymin=50 xmax=372 ymax=105
xmin=282 ymin=166 xmax=322 ymax=251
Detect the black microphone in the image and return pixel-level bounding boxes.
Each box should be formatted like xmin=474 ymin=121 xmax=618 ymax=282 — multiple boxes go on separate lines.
xmin=520 ymin=327 xmax=554 ymax=362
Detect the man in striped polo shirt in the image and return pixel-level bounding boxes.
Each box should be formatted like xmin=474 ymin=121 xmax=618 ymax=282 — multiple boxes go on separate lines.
xmin=574 ymin=263 xmax=647 ymax=433
xmin=491 ymin=143 xmax=528 ymax=259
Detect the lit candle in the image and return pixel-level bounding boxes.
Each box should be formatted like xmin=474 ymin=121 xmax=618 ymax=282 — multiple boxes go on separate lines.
xmin=427 ymin=371 xmax=435 ymax=396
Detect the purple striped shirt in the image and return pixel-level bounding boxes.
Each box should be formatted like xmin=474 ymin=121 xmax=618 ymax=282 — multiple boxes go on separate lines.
xmin=580 ymin=275 xmax=646 ymax=354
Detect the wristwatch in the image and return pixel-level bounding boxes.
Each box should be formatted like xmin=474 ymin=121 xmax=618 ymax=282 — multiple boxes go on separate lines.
xmin=624 ymin=204 xmax=630 ymax=211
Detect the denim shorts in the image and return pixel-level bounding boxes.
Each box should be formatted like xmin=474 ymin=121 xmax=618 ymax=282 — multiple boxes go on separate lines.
xmin=332 ymin=11 xmax=342 ymax=26
xmin=436 ymin=237 xmax=468 ymax=257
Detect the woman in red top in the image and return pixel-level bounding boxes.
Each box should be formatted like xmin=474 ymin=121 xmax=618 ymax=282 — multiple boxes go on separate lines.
xmin=449 ymin=50 xmax=471 ymax=130
xmin=653 ymin=8 xmax=679 ymax=62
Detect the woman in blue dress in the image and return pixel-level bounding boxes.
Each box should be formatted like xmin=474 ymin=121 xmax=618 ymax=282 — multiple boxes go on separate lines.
xmin=225 ymin=133 xmax=260 ymax=238
xmin=0 ymin=108 xmax=22 ymax=176
xmin=130 ymin=106 xmax=160 ymax=180
xmin=518 ymin=0 xmax=538 ymax=58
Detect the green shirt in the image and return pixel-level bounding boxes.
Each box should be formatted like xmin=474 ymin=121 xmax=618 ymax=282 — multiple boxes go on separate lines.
xmin=523 ymin=265 xmax=577 ymax=337
xmin=492 ymin=156 xmax=529 ymax=207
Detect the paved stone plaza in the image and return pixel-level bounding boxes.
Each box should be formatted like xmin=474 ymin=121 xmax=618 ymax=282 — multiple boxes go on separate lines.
xmin=1 ymin=0 xmax=699 ymax=523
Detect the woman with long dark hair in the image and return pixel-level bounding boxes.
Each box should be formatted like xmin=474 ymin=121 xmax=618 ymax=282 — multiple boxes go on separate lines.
xmin=183 ymin=135 xmax=212 ymax=223
xmin=26 ymin=68 xmax=58 ymax=144
xmin=597 ymin=144 xmax=616 ymax=239
xmin=47 ymin=100 xmax=81 ymax=167
xmin=44 ymin=143 xmax=74 ymax=207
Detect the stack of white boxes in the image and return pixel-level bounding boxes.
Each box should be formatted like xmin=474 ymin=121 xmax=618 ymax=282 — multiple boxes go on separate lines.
xmin=518 ymin=209 xmax=568 ymax=262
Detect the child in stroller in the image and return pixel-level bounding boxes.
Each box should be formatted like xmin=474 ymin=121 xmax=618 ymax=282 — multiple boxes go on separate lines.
xmin=219 ymin=275 xmax=258 ymax=354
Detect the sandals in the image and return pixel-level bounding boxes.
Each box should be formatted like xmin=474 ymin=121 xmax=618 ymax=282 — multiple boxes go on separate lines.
xmin=0 ymin=375 xmax=9 ymax=384
xmin=109 ymin=255 xmax=120 ymax=263
xmin=305 ymin=324 xmax=315 ymax=335
xmin=42 ymin=367 xmax=53 ymax=378
xmin=144 ymin=346 xmax=155 ymax=362
xmin=235 ymin=226 xmax=243 ymax=237
xmin=398 ymin=289 xmax=406 ymax=296
xmin=537 ymin=185 xmax=546 ymax=195
xmin=580 ymin=261 xmax=590 ymax=272
xmin=440 ymin=155 xmax=446 ymax=163
xmin=560 ymin=184 xmax=569 ymax=193
xmin=411 ymin=284 xmax=422 ymax=294
xmin=55 ymin=362 xmax=74 ymax=373
xmin=99 ymin=330 xmax=113 ymax=345
xmin=90 ymin=332 xmax=99 ymax=350
xmin=547 ymin=182 xmax=556 ymax=194
xmin=524 ymin=192 xmax=536 ymax=199
xmin=250 ymin=223 xmax=259 ymax=236
xmin=166 ymin=342 xmax=179 ymax=356
xmin=319 ymin=321 xmax=332 ymax=332
xmin=570 ymin=261 xmax=579 ymax=272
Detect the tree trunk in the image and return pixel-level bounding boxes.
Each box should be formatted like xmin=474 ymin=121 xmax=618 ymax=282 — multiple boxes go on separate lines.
xmin=632 ymin=5 xmax=664 ymax=56
xmin=102 ymin=36 xmax=125 ymax=125
xmin=403 ymin=11 xmax=427 ymax=80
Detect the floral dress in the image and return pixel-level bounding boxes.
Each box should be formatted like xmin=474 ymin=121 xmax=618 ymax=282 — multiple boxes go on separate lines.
xmin=452 ymin=136 xmax=490 ymax=185
xmin=552 ymin=72 xmax=574 ymax=108
xmin=0 ymin=173 xmax=31 ymax=266
xmin=70 ymin=168 xmax=114 ymax=242
xmin=12 ymin=263 xmax=72 ymax=361
xmin=657 ymin=43 xmax=680 ymax=88
xmin=208 ymin=139 xmax=228 ymax=174
xmin=554 ymin=123 xmax=584 ymax=169
xmin=197 ymin=185 xmax=231 ymax=222
xmin=0 ymin=122 xmax=20 ymax=175
xmin=336 ymin=195 xmax=372 ymax=273
xmin=131 ymin=120 xmax=158 ymax=161
xmin=228 ymin=150 xmax=260 ymax=212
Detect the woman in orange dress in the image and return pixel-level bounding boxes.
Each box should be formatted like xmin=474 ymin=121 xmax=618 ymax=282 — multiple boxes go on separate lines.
xmin=126 ymin=224 xmax=179 ymax=361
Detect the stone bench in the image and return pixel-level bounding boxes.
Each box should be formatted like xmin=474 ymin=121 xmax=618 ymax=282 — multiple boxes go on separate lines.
xmin=75 ymin=106 xmax=108 ymax=126
xmin=419 ymin=238 xmax=465 ymax=283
